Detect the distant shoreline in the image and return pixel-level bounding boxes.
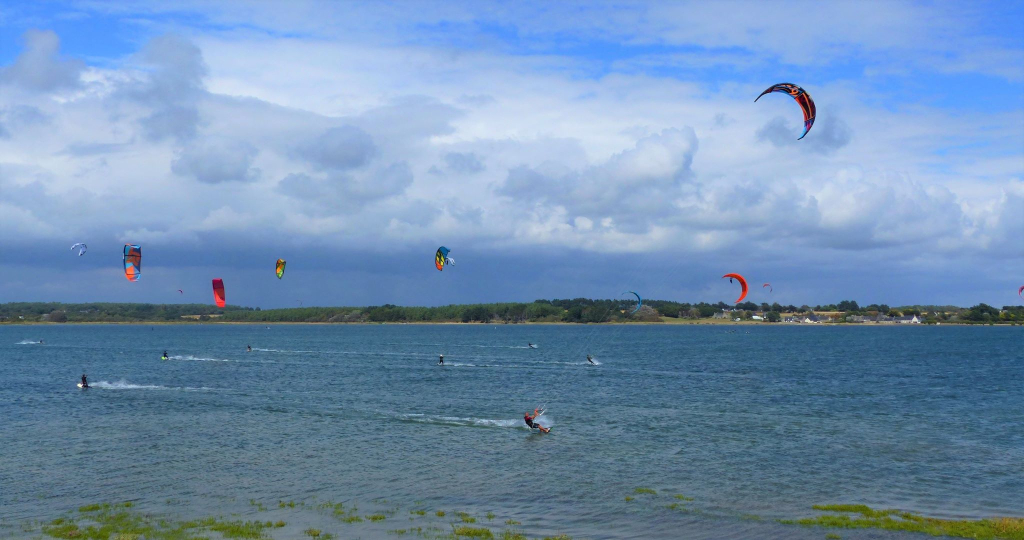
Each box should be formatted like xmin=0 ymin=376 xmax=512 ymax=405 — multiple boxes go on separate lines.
xmin=2 ymin=319 xmax=1015 ymax=327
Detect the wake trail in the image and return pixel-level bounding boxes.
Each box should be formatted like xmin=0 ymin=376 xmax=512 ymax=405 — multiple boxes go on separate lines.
xmin=390 ymin=412 xmax=530 ymax=429
xmin=90 ymin=379 xmax=213 ymax=391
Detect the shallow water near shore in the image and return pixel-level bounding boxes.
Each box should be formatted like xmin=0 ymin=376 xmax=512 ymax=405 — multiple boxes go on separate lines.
xmin=2 ymin=324 xmax=1021 ymax=539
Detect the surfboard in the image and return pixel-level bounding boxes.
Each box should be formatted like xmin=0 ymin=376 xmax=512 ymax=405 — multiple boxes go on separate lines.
xmin=161 ymin=356 xmax=168 ymax=361
xmin=77 ymin=383 xmax=89 ymax=389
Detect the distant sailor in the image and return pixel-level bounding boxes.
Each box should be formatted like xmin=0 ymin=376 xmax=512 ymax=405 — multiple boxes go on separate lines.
xmin=247 ymin=345 xmax=252 ymax=352
xmin=80 ymin=373 xmax=89 ymax=388
xmin=39 ymin=340 xmax=44 ymax=344
xmin=524 ymin=408 xmax=550 ymax=433
xmin=586 ymin=355 xmax=595 ymax=365
xmin=528 ymin=343 xmax=535 ymax=348
xmin=438 ymin=354 xmax=444 ymax=365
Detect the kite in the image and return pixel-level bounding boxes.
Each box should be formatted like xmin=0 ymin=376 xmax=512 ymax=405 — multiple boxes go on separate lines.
xmin=123 ymin=244 xmax=141 ymax=282
xmin=177 ymin=289 xmax=184 ymax=295
xmin=755 ymin=83 xmax=816 ymax=140
xmin=70 ymin=243 xmax=87 ymax=256
xmin=722 ymin=273 xmax=748 ymax=303
xmin=622 ymin=291 xmax=642 ymax=315
xmin=276 ymin=259 xmax=286 ymax=279
xmin=435 ymin=246 xmax=453 ymax=271
xmin=1019 ymin=285 xmax=1023 ymax=300
xmin=212 ymin=279 xmax=226 ymax=308
xmin=763 ymin=283 xmax=773 ymax=293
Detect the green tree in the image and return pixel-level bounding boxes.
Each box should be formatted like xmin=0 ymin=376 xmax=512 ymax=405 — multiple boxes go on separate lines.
xmin=765 ymin=311 xmax=781 ymax=322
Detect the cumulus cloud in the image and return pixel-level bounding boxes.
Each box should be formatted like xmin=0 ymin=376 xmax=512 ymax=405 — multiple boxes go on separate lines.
xmin=171 ymin=139 xmax=260 ymax=183
xmin=294 ymin=125 xmax=376 ymax=171
xmin=277 ymin=161 xmax=414 ymax=213
xmin=0 ymin=30 xmax=83 ymax=92
xmin=128 ymin=34 xmax=208 ymax=141
xmin=757 ymin=114 xmax=852 ymax=154
xmin=444 ymin=152 xmax=484 ymax=174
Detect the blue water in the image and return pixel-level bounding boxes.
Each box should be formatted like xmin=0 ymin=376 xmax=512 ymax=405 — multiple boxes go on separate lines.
xmin=1 ymin=324 xmax=1021 ymax=539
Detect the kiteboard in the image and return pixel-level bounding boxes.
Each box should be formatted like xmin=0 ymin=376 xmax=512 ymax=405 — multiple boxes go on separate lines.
xmin=161 ymin=356 xmax=168 ymax=361
xmin=77 ymin=383 xmax=89 ymax=389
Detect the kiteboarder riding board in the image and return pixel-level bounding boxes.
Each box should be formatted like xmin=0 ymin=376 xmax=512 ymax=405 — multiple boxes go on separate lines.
xmin=77 ymin=383 xmax=89 ymax=389
xmin=524 ymin=407 xmax=550 ymax=434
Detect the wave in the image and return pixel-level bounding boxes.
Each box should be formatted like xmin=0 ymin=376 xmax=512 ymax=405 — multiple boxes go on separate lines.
xmin=90 ymin=379 xmax=212 ymax=391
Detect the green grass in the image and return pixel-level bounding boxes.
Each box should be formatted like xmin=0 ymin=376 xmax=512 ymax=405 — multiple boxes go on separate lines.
xmin=486 ymin=512 xmax=495 ymax=521
xmin=673 ymin=494 xmax=694 ymax=501
xmin=780 ymin=504 xmax=1024 ymax=539
xmin=366 ymin=514 xmax=387 ymax=522
xmin=825 ymin=534 xmax=841 ymax=539
xmin=436 ymin=511 xmax=446 ymax=517
xmin=411 ymin=510 xmax=426 ymax=516
xmin=504 ymin=520 xmax=521 ymax=526
xmin=633 ymin=487 xmax=657 ymax=495
xmin=458 ymin=512 xmax=476 ymax=523
xmin=340 ymin=515 xmax=363 ymax=524
xmin=452 ymin=526 xmax=494 ymax=538
xmin=623 ymin=496 xmax=634 ymax=502
xmin=303 ymin=528 xmax=321 ymax=538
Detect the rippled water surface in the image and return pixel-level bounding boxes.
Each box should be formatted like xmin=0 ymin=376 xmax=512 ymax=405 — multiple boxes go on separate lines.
xmin=2 ymin=324 xmax=1021 ymax=539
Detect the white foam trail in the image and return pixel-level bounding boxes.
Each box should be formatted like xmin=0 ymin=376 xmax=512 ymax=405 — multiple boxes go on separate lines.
xmin=168 ymin=355 xmax=232 ymax=362
xmin=91 ymin=379 xmax=212 ymax=391
xmin=395 ymin=413 xmax=525 ymax=429
xmin=17 ymin=340 xmax=41 ymax=345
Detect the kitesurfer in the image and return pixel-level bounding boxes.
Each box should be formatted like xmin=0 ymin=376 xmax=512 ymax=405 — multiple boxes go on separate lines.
xmin=39 ymin=340 xmax=44 ymax=344
xmin=528 ymin=343 xmax=535 ymax=348
xmin=524 ymin=408 xmax=550 ymax=433
xmin=438 ymin=354 xmax=444 ymax=365
xmin=247 ymin=345 xmax=252 ymax=352
xmin=80 ymin=373 xmax=89 ymax=388
xmin=587 ymin=355 xmax=595 ymax=365
xmin=162 ymin=350 xmax=168 ymax=361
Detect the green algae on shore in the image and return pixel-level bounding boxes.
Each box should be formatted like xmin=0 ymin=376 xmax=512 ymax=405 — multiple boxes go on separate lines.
xmin=781 ymin=504 xmax=1024 ymax=540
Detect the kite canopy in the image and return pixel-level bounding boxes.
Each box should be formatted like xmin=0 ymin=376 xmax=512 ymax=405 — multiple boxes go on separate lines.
xmin=723 ymin=273 xmax=749 ymax=303
xmin=177 ymin=289 xmax=184 ymax=294
xmin=1019 ymin=285 xmax=1024 ymax=300
xmin=276 ymin=259 xmax=286 ymax=279
xmin=212 ymin=279 xmax=226 ymax=308
xmin=622 ymin=291 xmax=642 ymax=315
xmin=763 ymin=283 xmax=773 ymax=293
xmin=755 ymin=83 xmax=816 ymax=140
xmin=123 ymin=244 xmax=141 ymax=282
xmin=71 ymin=243 xmax=87 ymax=256
xmin=435 ymin=246 xmax=450 ymax=271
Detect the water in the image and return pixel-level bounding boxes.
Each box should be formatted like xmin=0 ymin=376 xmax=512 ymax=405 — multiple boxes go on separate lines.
xmin=1 ymin=324 xmax=1021 ymax=539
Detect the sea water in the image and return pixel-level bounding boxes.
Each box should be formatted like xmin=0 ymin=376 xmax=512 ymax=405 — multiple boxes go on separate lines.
xmin=1 ymin=324 xmax=1021 ymax=539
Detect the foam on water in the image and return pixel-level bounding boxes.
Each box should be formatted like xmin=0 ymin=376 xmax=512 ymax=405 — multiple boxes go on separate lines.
xmin=394 ymin=412 xmax=527 ymax=429
xmin=16 ymin=340 xmax=41 ymax=345
xmin=90 ymin=379 xmax=212 ymax=391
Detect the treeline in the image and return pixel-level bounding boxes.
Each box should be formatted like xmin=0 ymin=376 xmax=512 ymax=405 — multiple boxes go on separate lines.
xmin=0 ymin=302 xmax=253 ymax=323
xmin=1 ymin=300 xmax=1022 ymax=324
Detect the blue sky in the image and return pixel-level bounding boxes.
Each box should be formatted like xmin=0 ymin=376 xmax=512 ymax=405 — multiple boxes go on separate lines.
xmin=1 ymin=0 xmax=1022 ymax=308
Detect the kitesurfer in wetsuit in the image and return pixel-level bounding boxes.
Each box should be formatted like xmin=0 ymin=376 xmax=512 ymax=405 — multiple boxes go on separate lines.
xmin=162 ymin=350 xmax=168 ymax=360
xmin=80 ymin=373 xmax=88 ymax=388
xmin=528 ymin=343 xmax=534 ymax=348
xmin=524 ymin=408 xmax=550 ymax=433
xmin=438 ymin=354 xmax=444 ymax=365
xmin=586 ymin=355 xmax=595 ymax=365
xmin=247 ymin=345 xmax=252 ymax=352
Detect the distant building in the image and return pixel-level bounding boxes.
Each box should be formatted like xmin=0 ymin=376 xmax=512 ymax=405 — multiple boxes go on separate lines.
xmin=896 ymin=315 xmax=921 ymax=324
xmin=713 ymin=311 xmax=730 ymax=320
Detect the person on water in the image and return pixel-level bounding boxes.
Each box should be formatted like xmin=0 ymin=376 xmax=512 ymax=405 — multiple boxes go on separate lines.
xmin=586 ymin=355 xmax=595 ymax=365
xmin=80 ymin=373 xmax=88 ymax=388
xmin=39 ymin=340 xmax=44 ymax=344
xmin=524 ymin=408 xmax=550 ymax=433
xmin=528 ymin=342 xmax=535 ymax=348
xmin=247 ymin=345 xmax=252 ymax=352
xmin=438 ymin=354 xmax=444 ymax=365
xmin=162 ymin=350 xmax=169 ymax=360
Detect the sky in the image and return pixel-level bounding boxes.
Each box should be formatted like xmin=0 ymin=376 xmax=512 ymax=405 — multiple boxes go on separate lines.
xmin=0 ymin=0 xmax=1022 ymax=309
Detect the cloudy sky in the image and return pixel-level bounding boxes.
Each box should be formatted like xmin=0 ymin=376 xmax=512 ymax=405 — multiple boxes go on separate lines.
xmin=1 ymin=1 xmax=1021 ymax=308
